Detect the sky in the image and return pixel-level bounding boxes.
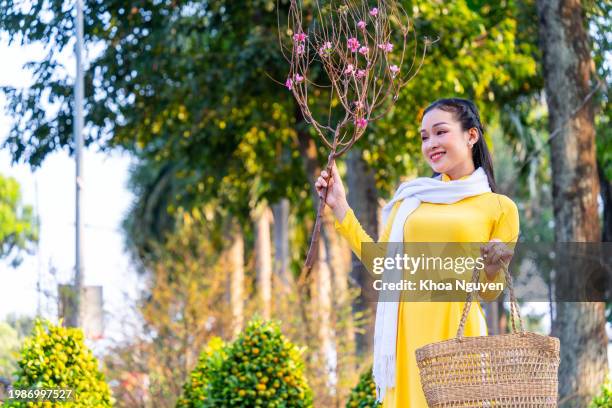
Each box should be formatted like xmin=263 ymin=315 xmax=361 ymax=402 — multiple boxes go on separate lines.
xmin=0 ymin=34 xmax=143 ymax=344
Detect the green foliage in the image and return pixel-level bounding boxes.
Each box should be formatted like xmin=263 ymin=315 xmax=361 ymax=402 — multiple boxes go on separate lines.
xmin=364 ymin=0 xmax=542 ymax=194
xmin=121 ymin=160 xmax=193 ymax=267
xmin=0 ymin=1 xmax=305 ymax=210
xmin=590 ymin=377 xmax=612 ymax=408
xmin=0 ymin=174 xmax=37 ymax=267
xmin=177 ymin=318 xmax=313 ymax=408
xmin=4 ymin=319 xmax=112 ymax=407
xmin=345 ymin=365 xmax=380 ymax=408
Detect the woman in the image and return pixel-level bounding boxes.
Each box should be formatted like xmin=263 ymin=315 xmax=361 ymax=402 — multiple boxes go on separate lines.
xmin=315 ymin=98 xmax=519 ymax=407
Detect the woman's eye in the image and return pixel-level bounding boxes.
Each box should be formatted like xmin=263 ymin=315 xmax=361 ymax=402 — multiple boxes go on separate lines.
xmin=437 ymin=130 xmax=447 ymax=135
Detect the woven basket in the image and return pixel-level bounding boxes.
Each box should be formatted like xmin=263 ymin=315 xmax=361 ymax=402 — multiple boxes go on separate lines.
xmin=415 ymin=261 xmax=560 ymax=407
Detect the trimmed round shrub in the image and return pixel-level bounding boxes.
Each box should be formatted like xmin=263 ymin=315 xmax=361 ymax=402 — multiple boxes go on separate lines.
xmin=177 ymin=318 xmax=313 ymax=408
xmin=590 ymin=377 xmax=612 ymax=408
xmin=345 ymin=366 xmax=380 ymax=408
xmin=5 ymin=319 xmax=112 ymax=407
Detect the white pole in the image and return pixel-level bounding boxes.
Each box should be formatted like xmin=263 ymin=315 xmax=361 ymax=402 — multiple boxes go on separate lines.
xmin=73 ymin=0 xmax=84 ymax=328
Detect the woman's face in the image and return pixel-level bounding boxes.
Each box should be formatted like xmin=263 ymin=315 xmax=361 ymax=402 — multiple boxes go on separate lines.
xmin=420 ymin=108 xmax=478 ymax=178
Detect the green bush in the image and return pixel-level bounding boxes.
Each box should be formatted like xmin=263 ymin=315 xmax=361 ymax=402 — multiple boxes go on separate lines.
xmin=345 ymin=366 xmax=380 ymax=408
xmin=4 ymin=319 xmax=112 ymax=407
xmin=177 ymin=318 xmax=313 ymax=408
xmin=590 ymin=377 xmax=612 ymax=408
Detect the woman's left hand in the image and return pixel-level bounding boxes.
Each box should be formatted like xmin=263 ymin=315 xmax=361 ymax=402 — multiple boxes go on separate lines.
xmin=480 ymin=238 xmax=514 ymax=280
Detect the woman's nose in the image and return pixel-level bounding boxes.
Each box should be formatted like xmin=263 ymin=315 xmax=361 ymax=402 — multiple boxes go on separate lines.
xmin=425 ymin=137 xmax=439 ymax=150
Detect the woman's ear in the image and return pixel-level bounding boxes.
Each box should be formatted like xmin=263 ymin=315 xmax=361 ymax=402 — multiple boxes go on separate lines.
xmin=468 ymin=127 xmax=479 ymax=146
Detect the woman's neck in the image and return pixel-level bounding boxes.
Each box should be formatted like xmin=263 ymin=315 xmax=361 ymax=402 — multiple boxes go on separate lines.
xmin=444 ymin=162 xmax=476 ymax=180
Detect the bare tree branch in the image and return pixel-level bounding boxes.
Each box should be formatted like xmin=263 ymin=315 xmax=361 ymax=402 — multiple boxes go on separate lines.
xmin=280 ymin=0 xmax=430 ymax=273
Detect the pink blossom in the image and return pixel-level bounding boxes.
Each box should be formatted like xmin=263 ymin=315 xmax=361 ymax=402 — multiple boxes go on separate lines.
xmin=369 ymin=7 xmax=378 ymax=17
xmin=354 ymin=100 xmax=364 ymax=109
xmin=296 ymin=44 xmax=305 ymax=55
xmin=294 ymin=73 xmax=304 ymax=83
xmin=356 ymin=69 xmax=366 ymax=78
xmin=358 ymin=46 xmax=369 ymax=55
xmin=357 ymin=20 xmax=367 ymax=30
xmin=347 ymin=37 xmax=360 ymax=53
xmin=319 ymin=41 xmax=333 ymax=57
xmin=378 ymin=42 xmax=394 ymax=52
xmin=293 ymin=32 xmax=307 ymax=42
xmin=355 ymin=118 xmax=368 ymax=129
xmin=344 ymin=64 xmax=355 ymax=75
xmin=285 ymin=78 xmax=293 ymax=90
xmin=389 ymin=65 xmax=400 ymax=77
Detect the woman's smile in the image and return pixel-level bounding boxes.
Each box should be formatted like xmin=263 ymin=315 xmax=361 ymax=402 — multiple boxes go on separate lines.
xmin=429 ymin=151 xmax=446 ymax=162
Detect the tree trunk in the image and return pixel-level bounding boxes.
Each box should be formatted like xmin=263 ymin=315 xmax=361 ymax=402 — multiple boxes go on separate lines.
xmin=321 ymin=209 xmax=356 ymax=399
xmin=498 ymin=299 xmax=508 ymax=334
xmin=536 ymin=0 xmax=608 ymax=405
xmin=254 ymin=205 xmax=273 ymax=319
xmin=346 ymin=148 xmax=379 ymax=356
xmin=313 ymin=235 xmax=334 ymax=390
xmin=226 ymin=219 xmax=244 ymax=337
xmin=272 ymin=198 xmax=291 ymax=289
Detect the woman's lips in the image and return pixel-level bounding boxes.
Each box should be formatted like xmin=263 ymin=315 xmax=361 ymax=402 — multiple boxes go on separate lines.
xmin=430 ymin=151 xmax=445 ymax=162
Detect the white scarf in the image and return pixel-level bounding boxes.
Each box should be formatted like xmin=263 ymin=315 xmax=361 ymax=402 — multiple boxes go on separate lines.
xmin=373 ymin=167 xmax=491 ymax=402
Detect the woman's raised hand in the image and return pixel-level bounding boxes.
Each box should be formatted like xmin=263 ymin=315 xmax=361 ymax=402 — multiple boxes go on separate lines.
xmin=480 ymin=238 xmax=515 ymax=281
xmin=315 ymin=162 xmax=349 ymax=221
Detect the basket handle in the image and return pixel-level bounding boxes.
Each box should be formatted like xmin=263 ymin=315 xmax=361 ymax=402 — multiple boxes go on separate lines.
xmin=455 ymin=259 xmax=525 ymax=340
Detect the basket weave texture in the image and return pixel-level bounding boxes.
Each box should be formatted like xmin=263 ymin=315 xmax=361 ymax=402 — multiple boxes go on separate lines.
xmin=415 ymin=262 xmax=560 ymax=407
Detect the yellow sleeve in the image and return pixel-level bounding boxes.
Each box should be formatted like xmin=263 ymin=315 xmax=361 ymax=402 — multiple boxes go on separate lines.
xmin=333 ymin=202 xmax=400 ymax=275
xmin=478 ymin=196 xmax=520 ymax=302
xmin=333 ymin=207 xmax=374 ymax=260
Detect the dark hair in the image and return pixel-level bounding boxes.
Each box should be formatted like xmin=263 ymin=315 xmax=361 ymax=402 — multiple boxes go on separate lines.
xmin=423 ymin=98 xmax=497 ymax=193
